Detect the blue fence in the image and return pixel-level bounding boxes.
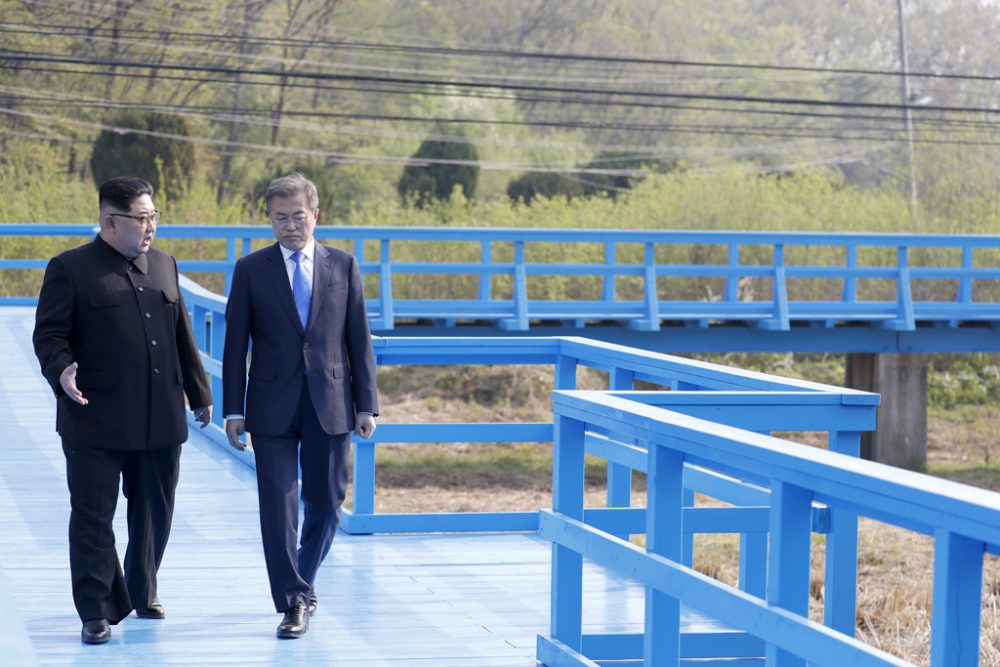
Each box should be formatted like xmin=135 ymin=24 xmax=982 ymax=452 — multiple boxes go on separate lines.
xmin=541 ymin=388 xmax=1000 ymax=666
xmin=2 ymin=224 xmax=999 ymax=352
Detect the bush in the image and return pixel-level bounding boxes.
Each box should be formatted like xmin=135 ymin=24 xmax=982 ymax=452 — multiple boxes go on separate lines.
xmin=398 ymin=138 xmax=479 ymax=206
xmin=90 ymin=111 xmax=196 ymax=196
xmin=506 ymin=171 xmax=583 ymax=203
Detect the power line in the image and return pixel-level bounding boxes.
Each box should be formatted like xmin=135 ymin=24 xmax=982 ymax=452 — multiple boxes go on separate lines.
xmin=2 ymin=50 xmax=998 ymax=116
xmin=1 ymin=19 xmax=997 ymax=83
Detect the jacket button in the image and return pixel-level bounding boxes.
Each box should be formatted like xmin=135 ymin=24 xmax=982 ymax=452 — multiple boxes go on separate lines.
xmin=153 ymin=368 xmax=160 ymax=374
xmin=151 ymin=340 xmax=157 ymax=346
xmin=137 ymin=286 xmax=144 ymax=292
xmin=303 ymin=342 xmax=310 ymax=350
xmin=145 ymin=313 xmax=151 ymax=318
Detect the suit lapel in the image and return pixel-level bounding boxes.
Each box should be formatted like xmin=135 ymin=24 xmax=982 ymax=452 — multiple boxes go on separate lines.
xmin=306 ymin=243 xmax=333 ymax=334
xmin=264 ymin=243 xmax=304 ymax=334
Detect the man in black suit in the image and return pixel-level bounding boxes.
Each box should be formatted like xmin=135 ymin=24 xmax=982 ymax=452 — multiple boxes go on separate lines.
xmin=32 ymin=176 xmax=213 ymax=644
xmin=222 ymin=173 xmax=378 ymax=639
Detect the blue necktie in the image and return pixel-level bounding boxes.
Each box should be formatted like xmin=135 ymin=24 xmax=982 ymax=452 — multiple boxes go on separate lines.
xmin=290 ymin=251 xmax=311 ymax=329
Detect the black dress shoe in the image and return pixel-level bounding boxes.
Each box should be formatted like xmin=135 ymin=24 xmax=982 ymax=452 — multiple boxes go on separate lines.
xmin=307 ymin=592 xmax=318 ymax=616
xmin=81 ymin=619 xmax=110 ymax=644
xmin=276 ymin=603 xmax=309 ymax=639
xmin=136 ymin=598 xmax=165 ymax=619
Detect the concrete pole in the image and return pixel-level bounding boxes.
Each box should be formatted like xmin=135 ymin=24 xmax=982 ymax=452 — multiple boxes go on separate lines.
xmin=896 ymin=0 xmax=919 ymax=221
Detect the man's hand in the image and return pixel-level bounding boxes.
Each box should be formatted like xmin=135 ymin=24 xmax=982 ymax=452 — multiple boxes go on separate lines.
xmin=59 ymin=362 xmax=88 ymax=405
xmin=193 ymin=406 xmax=212 ymax=429
xmin=225 ymin=418 xmax=248 ymax=451
xmin=355 ymin=413 xmax=376 ymax=440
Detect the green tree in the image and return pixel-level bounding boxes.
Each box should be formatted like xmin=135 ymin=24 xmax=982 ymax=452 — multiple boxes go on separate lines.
xmin=90 ymin=111 xmax=196 ymax=196
xmin=398 ymin=138 xmax=479 ymax=206
xmin=506 ymin=171 xmax=583 ymax=203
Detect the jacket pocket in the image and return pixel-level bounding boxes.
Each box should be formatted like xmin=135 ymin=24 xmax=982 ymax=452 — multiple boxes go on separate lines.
xmin=332 ymin=362 xmax=344 ymax=379
xmin=161 ymin=289 xmax=179 ymax=304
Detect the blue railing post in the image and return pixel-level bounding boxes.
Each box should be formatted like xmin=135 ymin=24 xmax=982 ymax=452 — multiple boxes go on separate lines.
xmin=762 ymin=243 xmax=790 ymax=330
xmin=766 ymin=481 xmax=812 ymax=667
xmin=606 ymin=367 xmax=634 ymax=509
xmin=479 ymin=240 xmax=492 ymax=302
xmin=225 ymin=237 xmax=237 ymax=295
xmin=930 ymin=530 xmax=984 ymax=667
xmin=630 ymin=242 xmax=661 ymax=331
xmin=551 ymin=413 xmax=585 ymax=652
xmin=377 ymin=239 xmax=394 ymax=330
xmin=602 ymin=241 xmax=617 ymax=303
xmin=501 ymin=240 xmax=529 ymax=330
xmin=891 ymin=246 xmax=916 ymax=331
xmin=644 ymin=442 xmax=684 ymax=664
xmin=825 ymin=430 xmax=861 ymax=636
xmin=958 ymin=245 xmax=974 ymax=303
xmin=842 ymin=244 xmax=858 ymax=303
xmin=726 ymin=242 xmax=740 ymax=301
xmin=209 ymin=313 xmax=225 ymax=427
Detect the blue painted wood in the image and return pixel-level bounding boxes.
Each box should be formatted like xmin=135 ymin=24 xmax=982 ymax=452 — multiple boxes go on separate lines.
xmin=644 ymin=444 xmax=683 ymax=664
xmin=606 ymin=367 xmax=635 ymax=511
xmin=7 ymin=224 xmax=997 ymax=351
xmin=538 ymin=512 xmax=908 ymax=666
xmin=766 ymin=481 xmax=813 ymax=667
xmin=551 ymin=412 xmax=586 ymax=652
xmin=825 ymin=431 xmax=861 ymax=636
xmin=930 ymin=531 xmax=984 ymax=667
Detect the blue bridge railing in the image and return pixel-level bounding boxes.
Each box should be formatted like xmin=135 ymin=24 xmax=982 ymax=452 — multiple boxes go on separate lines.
xmin=542 ymin=388 xmax=1000 ymax=666
xmin=2 ymin=225 xmax=998 ymax=353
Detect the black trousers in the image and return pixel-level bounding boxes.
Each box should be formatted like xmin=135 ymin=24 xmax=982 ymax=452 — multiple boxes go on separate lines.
xmin=62 ymin=442 xmax=181 ymax=624
xmin=251 ymin=380 xmax=350 ymax=612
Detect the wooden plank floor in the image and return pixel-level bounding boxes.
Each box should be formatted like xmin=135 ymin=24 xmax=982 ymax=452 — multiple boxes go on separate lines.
xmin=0 ymin=307 xmax=652 ymax=665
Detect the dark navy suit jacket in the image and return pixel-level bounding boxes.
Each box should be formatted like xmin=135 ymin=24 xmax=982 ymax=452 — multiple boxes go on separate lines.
xmin=222 ymin=242 xmax=378 ymax=436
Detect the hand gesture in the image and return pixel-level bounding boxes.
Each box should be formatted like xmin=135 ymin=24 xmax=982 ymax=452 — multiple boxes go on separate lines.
xmin=59 ymin=362 xmax=88 ymax=405
xmin=225 ymin=418 xmax=249 ymax=451
xmin=193 ymin=405 xmax=212 ymax=429
xmin=355 ymin=413 xmax=376 ymax=440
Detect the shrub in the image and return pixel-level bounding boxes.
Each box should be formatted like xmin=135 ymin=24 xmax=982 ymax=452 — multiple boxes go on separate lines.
xmin=90 ymin=111 xmax=196 ymax=196
xmin=398 ymin=138 xmax=479 ymax=206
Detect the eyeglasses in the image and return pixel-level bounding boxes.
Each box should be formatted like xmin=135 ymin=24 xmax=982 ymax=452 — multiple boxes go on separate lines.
xmin=110 ymin=211 xmax=161 ymax=226
xmin=271 ymin=212 xmax=313 ymax=226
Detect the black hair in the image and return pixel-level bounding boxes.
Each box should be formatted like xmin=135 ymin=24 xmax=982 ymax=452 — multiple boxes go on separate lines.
xmin=98 ymin=177 xmax=154 ymax=212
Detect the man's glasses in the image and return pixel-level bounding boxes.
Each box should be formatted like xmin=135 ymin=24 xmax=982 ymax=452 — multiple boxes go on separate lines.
xmin=110 ymin=211 xmax=161 ymax=226
xmin=271 ymin=213 xmax=313 ymax=226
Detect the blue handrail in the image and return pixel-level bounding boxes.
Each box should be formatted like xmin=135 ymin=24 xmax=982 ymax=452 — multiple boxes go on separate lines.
xmin=542 ymin=389 xmax=1000 ymax=666
xmin=2 ymin=224 xmax=998 ymax=334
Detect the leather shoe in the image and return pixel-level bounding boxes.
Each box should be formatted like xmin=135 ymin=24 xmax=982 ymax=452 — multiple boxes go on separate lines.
xmin=81 ymin=619 xmax=110 ymax=644
xmin=136 ymin=598 xmax=165 ymax=619
xmin=276 ymin=603 xmax=309 ymax=639
xmin=307 ymin=592 xmax=318 ymax=616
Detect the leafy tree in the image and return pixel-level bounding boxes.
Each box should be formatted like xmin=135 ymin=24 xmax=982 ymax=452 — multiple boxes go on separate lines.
xmin=506 ymin=171 xmax=583 ymax=203
xmin=398 ymin=138 xmax=479 ymax=206
xmin=579 ymin=152 xmax=683 ymax=199
xmin=90 ymin=111 xmax=195 ymax=195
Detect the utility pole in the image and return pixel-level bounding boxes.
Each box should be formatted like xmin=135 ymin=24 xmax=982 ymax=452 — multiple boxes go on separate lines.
xmin=896 ymin=0 xmax=918 ymax=220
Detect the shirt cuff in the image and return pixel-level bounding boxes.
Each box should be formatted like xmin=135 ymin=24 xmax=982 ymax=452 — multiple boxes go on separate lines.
xmin=225 ymin=414 xmax=244 ymax=420
xmin=357 ymin=412 xmax=374 ymax=418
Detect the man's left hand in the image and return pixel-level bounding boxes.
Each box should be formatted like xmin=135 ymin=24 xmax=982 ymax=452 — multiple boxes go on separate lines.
xmin=193 ymin=405 xmax=212 ymax=429
xmin=355 ymin=413 xmax=376 ymax=439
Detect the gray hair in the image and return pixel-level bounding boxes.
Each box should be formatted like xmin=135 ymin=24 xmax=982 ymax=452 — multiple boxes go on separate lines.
xmin=264 ymin=173 xmax=319 ymax=212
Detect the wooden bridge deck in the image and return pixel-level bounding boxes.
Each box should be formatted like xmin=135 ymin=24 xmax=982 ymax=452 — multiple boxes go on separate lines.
xmin=0 ymin=307 xmax=665 ymax=666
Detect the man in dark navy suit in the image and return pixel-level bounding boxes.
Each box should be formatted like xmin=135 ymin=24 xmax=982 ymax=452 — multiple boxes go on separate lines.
xmin=222 ymin=173 xmax=378 ymax=639
xmin=33 ymin=176 xmax=212 ymax=644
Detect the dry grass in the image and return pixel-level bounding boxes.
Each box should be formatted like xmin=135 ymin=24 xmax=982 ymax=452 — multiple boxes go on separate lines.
xmin=353 ymin=370 xmax=1000 ymax=665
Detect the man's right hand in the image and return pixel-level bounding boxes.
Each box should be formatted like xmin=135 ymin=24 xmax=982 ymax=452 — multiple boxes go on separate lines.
xmin=59 ymin=362 xmax=88 ymax=405
xmin=225 ymin=418 xmax=248 ymax=451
